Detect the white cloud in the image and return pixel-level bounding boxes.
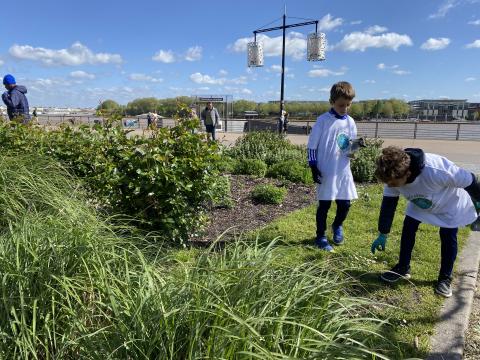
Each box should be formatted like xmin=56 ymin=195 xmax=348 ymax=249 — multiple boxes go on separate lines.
xmin=393 ymin=70 xmax=411 ymax=75
xmin=468 ymin=19 xmax=480 ymax=25
xmin=229 ymin=32 xmax=307 ymax=60
xmin=350 ymin=20 xmax=362 ymax=25
xmin=286 ymin=74 xmax=295 ymax=78
xmin=267 ymin=65 xmax=290 ymax=74
xmin=128 ymin=73 xmax=163 ymax=83
xmin=152 ymin=46 xmax=203 ymax=63
xmin=364 ymin=79 xmax=376 ymax=84
xmin=197 ymin=86 xmax=210 ymax=91
xmin=465 ymin=77 xmax=476 ymax=81
xmin=420 ymin=37 xmax=451 ymax=50
xmin=190 ymin=72 xmax=225 ymax=85
xmin=308 ymin=67 xmax=346 ymax=77
xmin=466 ymin=40 xmax=480 ymax=48
xmin=219 ymin=69 xmax=228 ymax=76
xmin=429 ymin=0 xmax=457 ymax=19
xmin=365 ymin=25 xmax=388 ymax=35
xmin=9 ymin=42 xmax=122 ymax=66
xmin=230 ymin=76 xmax=248 ymax=84
xmin=0 ymin=59 xmax=4 ymax=66
xmin=377 ymin=63 xmax=409 ymax=75
xmin=334 ymin=31 xmax=413 ymax=51
xmin=317 ymin=14 xmax=344 ymax=31
xmin=185 ymin=46 xmax=202 ymax=61
xmin=189 ymin=72 xmax=247 ymax=85
xmin=223 ymin=86 xmax=253 ymax=95
xmin=70 ymin=70 xmax=95 ymax=79
xmin=152 ymin=50 xmax=176 ymax=63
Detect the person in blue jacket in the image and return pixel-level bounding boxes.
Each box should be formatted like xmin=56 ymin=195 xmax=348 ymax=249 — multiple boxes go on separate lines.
xmin=2 ymin=74 xmax=30 ymax=123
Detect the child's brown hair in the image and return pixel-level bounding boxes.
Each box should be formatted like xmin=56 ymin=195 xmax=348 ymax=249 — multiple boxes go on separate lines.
xmin=375 ymin=146 xmax=411 ymax=182
xmin=329 ymin=81 xmax=355 ymax=103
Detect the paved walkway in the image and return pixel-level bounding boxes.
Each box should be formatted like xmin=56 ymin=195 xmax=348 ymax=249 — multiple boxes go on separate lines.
xmin=217 ymin=133 xmax=480 ymax=173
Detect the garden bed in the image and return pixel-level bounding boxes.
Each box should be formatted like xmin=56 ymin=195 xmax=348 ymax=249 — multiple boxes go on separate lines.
xmin=193 ymin=174 xmax=316 ymax=243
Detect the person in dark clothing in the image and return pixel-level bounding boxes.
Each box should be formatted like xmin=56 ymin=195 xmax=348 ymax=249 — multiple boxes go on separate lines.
xmin=371 ymin=146 xmax=480 ymax=298
xmin=200 ymin=102 xmax=220 ymax=141
xmin=2 ymin=74 xmax=30 ymax=123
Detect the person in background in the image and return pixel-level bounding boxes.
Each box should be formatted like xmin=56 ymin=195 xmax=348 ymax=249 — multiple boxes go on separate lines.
xmin=200 ymin=101 xmax=220 ymax=141
xmin=307 ymin=81 xmax=358 ymax=252
xmin=371 ymin=146 xmax=480 ymax=298
xmin=2 ymin=74 xmax=30 ymax=123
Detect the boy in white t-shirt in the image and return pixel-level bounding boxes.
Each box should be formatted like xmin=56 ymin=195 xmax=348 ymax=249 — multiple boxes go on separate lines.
xmin=307 ymin=81 xmax=358 ymax=252
xmin=371 ymin=146 xmax=480 ymax=297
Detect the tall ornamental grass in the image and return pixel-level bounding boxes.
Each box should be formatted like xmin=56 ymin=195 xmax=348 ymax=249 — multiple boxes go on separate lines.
xmin=0 ymin=155 xmax=390 ymax=359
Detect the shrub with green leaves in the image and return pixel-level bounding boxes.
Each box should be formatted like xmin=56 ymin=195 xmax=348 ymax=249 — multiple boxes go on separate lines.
xmin=0 ymin=155 xmax=391 ymax=359
xmin=233 ymin=158 xmax=267 ymax=177
xmin=267 ymin=159 xmax=312 ymax=184
xmin=227 ymin=131 xmax=305 ymax=166
xmin=0 ymin=105 xmax=219 ymax=243
xmin=215 ymin=156 xmax=237 ymax=174
xmin=210 ymin=175 xmax=234 ymax=208
xmin=251 ymin=184 xmax=287 ymax=204
xmin=351 ymin=138 xmax=384 ymax=183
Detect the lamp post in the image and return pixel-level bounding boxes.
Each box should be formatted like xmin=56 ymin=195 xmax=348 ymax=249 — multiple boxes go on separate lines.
xmin=247 ymin=8 xmax=326 ymax=116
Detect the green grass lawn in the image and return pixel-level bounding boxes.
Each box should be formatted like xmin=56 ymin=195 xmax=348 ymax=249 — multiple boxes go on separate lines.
xmin=244 ymin=183 xmax=470 ymax=359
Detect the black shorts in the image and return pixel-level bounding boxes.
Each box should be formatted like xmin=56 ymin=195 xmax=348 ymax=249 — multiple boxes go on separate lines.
xmin=205 ymin=124 xmax=215 ymax=133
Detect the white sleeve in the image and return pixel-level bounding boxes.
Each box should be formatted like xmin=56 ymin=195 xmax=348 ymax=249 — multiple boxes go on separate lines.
xmin=307 ymin=118 xmax=322 ymax=151
xmin=383 ymin=184 xmax=401 ymax=197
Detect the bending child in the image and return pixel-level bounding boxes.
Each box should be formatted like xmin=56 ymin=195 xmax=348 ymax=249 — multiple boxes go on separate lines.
xmin=371 ymin=146 xmax=480 ymax=297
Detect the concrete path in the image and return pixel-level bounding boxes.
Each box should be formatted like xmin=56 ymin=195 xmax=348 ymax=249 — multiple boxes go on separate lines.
xmin=427 ymin=231 xmax=480 ymax=360
xmin=217 ymin=133 xmax=480 ymax=173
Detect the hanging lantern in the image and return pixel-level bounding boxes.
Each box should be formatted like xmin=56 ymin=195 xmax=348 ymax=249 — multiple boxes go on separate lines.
xmin=247 ymin=41 xmax=264 ymax=67
xmin=307 ymin=32 xmax=326 ymax=61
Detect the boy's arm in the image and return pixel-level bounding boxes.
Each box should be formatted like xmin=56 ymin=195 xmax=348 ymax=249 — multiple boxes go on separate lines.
xmin=371 ymin=186 xmax=400 ymax=253
xmin=306 ymin=120 xmax=323 ymax=183
xmin=378 ymin=195 xmax=399 ymax=234
xmin=464 ymin=173 xmax=480 ymax=208
xmin=2 ymin=91 xmax=15 ymax=108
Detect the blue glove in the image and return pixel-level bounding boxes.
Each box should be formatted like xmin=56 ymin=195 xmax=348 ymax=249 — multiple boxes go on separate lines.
xmin=371 ymin=233 xmax=387 ymax=254
xmin=310 ymin=166 xmax=322 ymax=184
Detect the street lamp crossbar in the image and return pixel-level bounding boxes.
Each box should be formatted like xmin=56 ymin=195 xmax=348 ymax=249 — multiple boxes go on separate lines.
xmin=254 ymin=20 xmax=318 ymax=34
xmin=249 ymin=13 xmax=323 ymax=117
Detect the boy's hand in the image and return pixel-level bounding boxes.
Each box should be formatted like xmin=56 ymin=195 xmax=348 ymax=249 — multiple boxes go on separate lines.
xmin=371 ymin=233 xmax=387 ymax=254
xmin=310 ymin=166 xmax=322 ymax=184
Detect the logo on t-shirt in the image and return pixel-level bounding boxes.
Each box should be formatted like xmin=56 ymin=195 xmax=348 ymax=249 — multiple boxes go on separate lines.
xmin=411 ymin=197 xmax=433 ymax=210
xmin=336 ymin=133 xmax=350 ymax=151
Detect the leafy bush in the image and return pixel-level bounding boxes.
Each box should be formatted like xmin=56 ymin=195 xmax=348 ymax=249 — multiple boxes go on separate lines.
xmin=215 ymin=156 xmax=237 ymax=174
xmin=227 ymin=131 xmax=305 ymax=166
xmin=351 ymin=138 xmax=384 ymax=183
xmin=210 ymin=175 xmax=234 ymax=208
xmin=0 ymin=105 xmax=219 ymax=243
xmin=267 ymin=159 xmax=312 ymax=184
xmin=251 ymin=184 xmax=287 ymax=204
xmin=233 ymin=158 xmax=267 ymax=177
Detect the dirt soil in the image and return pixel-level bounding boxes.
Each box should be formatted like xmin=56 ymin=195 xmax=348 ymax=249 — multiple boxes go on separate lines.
xmin=192 ymin=175 xmax=316 ymax=244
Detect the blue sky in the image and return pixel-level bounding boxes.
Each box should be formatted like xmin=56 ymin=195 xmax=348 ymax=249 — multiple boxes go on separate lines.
xmin=1 ymin=0 xmax=480 ymax=107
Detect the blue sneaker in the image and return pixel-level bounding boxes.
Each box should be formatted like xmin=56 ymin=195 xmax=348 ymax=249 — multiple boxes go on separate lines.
xmin=315 ymin=236 xmax=334 ymax=252
xmin=332 ymin=225 xmax=344 ymax=245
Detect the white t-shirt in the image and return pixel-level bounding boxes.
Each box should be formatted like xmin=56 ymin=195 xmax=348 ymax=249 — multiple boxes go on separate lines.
xmin=383 ymin=153 xmax=477 ymax=228
xmin=307 ymin=111 xmax=358 ymax=201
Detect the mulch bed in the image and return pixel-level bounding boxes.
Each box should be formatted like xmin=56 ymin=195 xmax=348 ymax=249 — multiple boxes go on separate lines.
xmin=191 ymin=175 xmax=316 ymax=244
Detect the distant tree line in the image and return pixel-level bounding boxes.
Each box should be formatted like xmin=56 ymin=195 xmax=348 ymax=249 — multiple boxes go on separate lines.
xmin=97 ymin=97 xmax=411 ymax=119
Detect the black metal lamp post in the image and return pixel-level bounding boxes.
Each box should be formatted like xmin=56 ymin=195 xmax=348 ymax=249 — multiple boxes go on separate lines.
xmin=247 ymin=8 xmax=326 ymax=115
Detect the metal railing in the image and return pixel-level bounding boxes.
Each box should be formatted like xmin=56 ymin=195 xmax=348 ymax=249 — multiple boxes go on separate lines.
xmin=33 ymin=115 xmax=480 ymax=141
